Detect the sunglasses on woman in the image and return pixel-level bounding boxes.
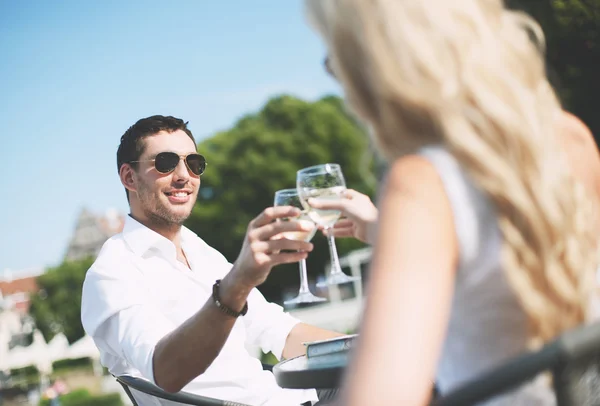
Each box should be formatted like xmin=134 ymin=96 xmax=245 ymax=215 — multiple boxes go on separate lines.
xmin=129 ymin=152 xmax=207 ymax=176
xmin=324 ymin=55 xmax=335 ymax=78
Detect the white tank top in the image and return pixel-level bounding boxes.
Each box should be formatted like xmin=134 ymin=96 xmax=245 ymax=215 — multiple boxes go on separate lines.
xmin=419 ymin=145 xmax=556 ymax=405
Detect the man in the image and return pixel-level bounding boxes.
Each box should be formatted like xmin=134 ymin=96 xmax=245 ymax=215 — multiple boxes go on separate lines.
xmin=80 ymin=115 xmax=342 ymax=406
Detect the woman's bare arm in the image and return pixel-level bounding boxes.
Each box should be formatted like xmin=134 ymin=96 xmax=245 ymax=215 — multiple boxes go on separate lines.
xmin=338 ymin=156 xmax=459 ymax=406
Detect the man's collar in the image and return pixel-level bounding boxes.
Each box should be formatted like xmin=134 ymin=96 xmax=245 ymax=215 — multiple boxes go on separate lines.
xmin=122 ymin=214 xmax=195 ymax=257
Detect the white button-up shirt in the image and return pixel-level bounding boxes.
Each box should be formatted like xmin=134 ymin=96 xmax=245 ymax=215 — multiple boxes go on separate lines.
xmin=81 ymin=216 xmax=317 ymax=406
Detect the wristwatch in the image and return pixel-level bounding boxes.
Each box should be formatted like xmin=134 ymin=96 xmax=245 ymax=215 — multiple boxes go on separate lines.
xmin=212 ymin=279 xmax=248 ymax=317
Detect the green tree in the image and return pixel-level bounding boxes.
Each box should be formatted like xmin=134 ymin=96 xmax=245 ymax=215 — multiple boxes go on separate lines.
xmin=29 ymin=257 xmax=94 ymax=344
xmin=509 ymin=0 xmax=600 ymax=143
xmin=186 ymin=94 xmax=377 ymax=303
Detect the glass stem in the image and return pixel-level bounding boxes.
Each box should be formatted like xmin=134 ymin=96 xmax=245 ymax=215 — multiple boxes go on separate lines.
xmin=325 ymin=228 xmax=343 ymax=275
xmin=298 ymin=258 xmax=310 ymax=293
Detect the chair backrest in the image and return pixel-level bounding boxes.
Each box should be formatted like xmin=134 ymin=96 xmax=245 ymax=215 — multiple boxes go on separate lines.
xmin=432 ymin=321 xmax=600 ymax=406
xmin=115 ymin=375 xmax=252 ymax=406
xmin=552 ymin=322 xmax=600 ymax=405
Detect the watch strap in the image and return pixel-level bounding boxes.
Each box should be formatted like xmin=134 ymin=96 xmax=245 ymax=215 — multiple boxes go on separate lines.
xmin=212 ymin=279 xmax=248 ymax=318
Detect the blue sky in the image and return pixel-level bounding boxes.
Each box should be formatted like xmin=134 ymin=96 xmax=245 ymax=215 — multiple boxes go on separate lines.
xmin=0 ymin=1 xmax=340 ymax=272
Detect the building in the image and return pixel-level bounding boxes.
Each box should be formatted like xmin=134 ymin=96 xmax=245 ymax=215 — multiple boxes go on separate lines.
xmin=0 ymin=268 xmax=43 ymax=369
xmin=0 ymin=207 xmax=124 ymax=369
xmin=64 ymin=208 xmax=125 ymax=261
xmin=0 ymin=208 xmax=124 ymax=323
xmin=0 ymin=267 xmax=45 ymax=315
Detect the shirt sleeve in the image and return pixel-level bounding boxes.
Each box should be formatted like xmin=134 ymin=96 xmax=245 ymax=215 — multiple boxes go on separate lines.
xmin=194 ymin=236 xmax=302 ymax=361
xmin=81 ymin=260 xmax=176 ymax=384
xmin=243 ymin=287 xmax=302 ymax=360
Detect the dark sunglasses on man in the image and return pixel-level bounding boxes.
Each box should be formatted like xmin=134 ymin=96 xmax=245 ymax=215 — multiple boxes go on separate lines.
xmin=129 ymin=152 xmax=207 ymax=176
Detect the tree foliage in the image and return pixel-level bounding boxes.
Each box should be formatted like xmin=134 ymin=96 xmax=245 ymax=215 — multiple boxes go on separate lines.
xmin=509 ymin=0 xmax=600 ymax=143
xmin=185 ymin=95 xmax=377 ymax=303
xmin=29 ymin=257 xmax=93 ymax=344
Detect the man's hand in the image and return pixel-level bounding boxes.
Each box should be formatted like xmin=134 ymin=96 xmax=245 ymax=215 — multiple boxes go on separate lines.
xmin=230 ymin=206 xmax=315 ymax=288
xmin=308 ymin=189 xmax=378 ymax=244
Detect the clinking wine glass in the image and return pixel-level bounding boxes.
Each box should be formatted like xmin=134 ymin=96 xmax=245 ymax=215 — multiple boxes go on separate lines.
xmin=274 ymin=189 xmax=327 ymax=305
xmin=296 ymin=164 xmax=362 ymax=286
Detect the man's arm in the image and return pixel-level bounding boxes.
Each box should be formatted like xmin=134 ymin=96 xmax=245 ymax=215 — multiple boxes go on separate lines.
xmin=282 ymin=323 xmax=346 ymax=360
xmin=152 ymin=271 xmax=251 ymax=392
xmin=153 ymin=206 xmax=315 ymax=393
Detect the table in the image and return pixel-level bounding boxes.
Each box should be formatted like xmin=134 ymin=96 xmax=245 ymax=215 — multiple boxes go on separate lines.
xmin=273 ymin=351 xmax=350 ymax=389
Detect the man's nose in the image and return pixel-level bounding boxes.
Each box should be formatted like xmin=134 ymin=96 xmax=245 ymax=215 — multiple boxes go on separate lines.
xmin=172 ymin=158 xmax=190 ymax=181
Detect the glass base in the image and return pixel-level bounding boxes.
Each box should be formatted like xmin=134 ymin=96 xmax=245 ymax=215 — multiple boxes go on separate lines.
xmin=284 ymin=291 xmax=328 ymax=306
xmin=316 ymin=272 xmax=361 ymax=287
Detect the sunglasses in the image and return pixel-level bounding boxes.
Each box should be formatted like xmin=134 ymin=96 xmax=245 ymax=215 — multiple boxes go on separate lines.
xmin=324 ymin=55 xmax=336 ymax=78
xmin=130 ymin=152 xmax=207 ymax=176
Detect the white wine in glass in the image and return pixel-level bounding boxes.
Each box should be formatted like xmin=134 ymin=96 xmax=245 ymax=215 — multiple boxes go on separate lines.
xmin=297 ymin=164 xmax=362 ymax=287
xmin=274 ymin=188 xmax=327 ymax=306
xmin=302 ymin=185 xmax=346 ymax=228
xmin=279 ymin=211 xmax=318 ymax=242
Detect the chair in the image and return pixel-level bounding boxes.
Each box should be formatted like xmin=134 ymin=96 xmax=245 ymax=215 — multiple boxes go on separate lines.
xmin=432 ymin=321 xmax=600 ymax=406
xmin=116 ymin=364 xmax=274 ymax=406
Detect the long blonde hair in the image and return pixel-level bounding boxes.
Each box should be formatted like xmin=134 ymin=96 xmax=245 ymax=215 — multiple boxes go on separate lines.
xmin=306 ymin=0 xmax=598 ymax=346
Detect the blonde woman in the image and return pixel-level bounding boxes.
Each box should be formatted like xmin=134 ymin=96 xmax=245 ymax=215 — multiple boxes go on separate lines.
xmin=303 ymin=0 xmax=600 ymax=405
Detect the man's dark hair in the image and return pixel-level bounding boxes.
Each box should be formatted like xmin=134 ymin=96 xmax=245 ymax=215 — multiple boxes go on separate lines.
xmin=116 ymin=115 xmax=196 ymax=202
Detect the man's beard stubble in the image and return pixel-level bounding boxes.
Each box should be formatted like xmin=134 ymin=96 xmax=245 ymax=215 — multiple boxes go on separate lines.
xmin=137 ymin=180 xmax=193 ymax=229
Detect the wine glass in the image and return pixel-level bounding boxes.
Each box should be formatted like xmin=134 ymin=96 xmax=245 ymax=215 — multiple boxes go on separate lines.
xmin=274 ymin=189 xmax=327 ymax=305
xmin=296 ymin=164 xmax=362 ymax=286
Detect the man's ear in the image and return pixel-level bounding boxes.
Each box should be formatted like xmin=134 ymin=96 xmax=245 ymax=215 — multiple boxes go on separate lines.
xmin=119 ymin=164 xmax=137 ymax=195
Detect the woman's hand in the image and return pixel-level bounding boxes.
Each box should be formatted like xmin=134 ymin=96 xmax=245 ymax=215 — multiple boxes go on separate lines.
xmin=308 ymin=189 xmax=378 ymax=244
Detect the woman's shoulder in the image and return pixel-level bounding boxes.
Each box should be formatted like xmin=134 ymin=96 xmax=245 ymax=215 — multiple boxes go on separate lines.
xmin=556 ymin=111 xmax=600 ymax=202
xmin=383 ymin=154 xmax=454 ymax=228
xmin=558 ymin=111 xmax=596 ymax=149
xmin=385 ymin=154 xmax=441 ymax=190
